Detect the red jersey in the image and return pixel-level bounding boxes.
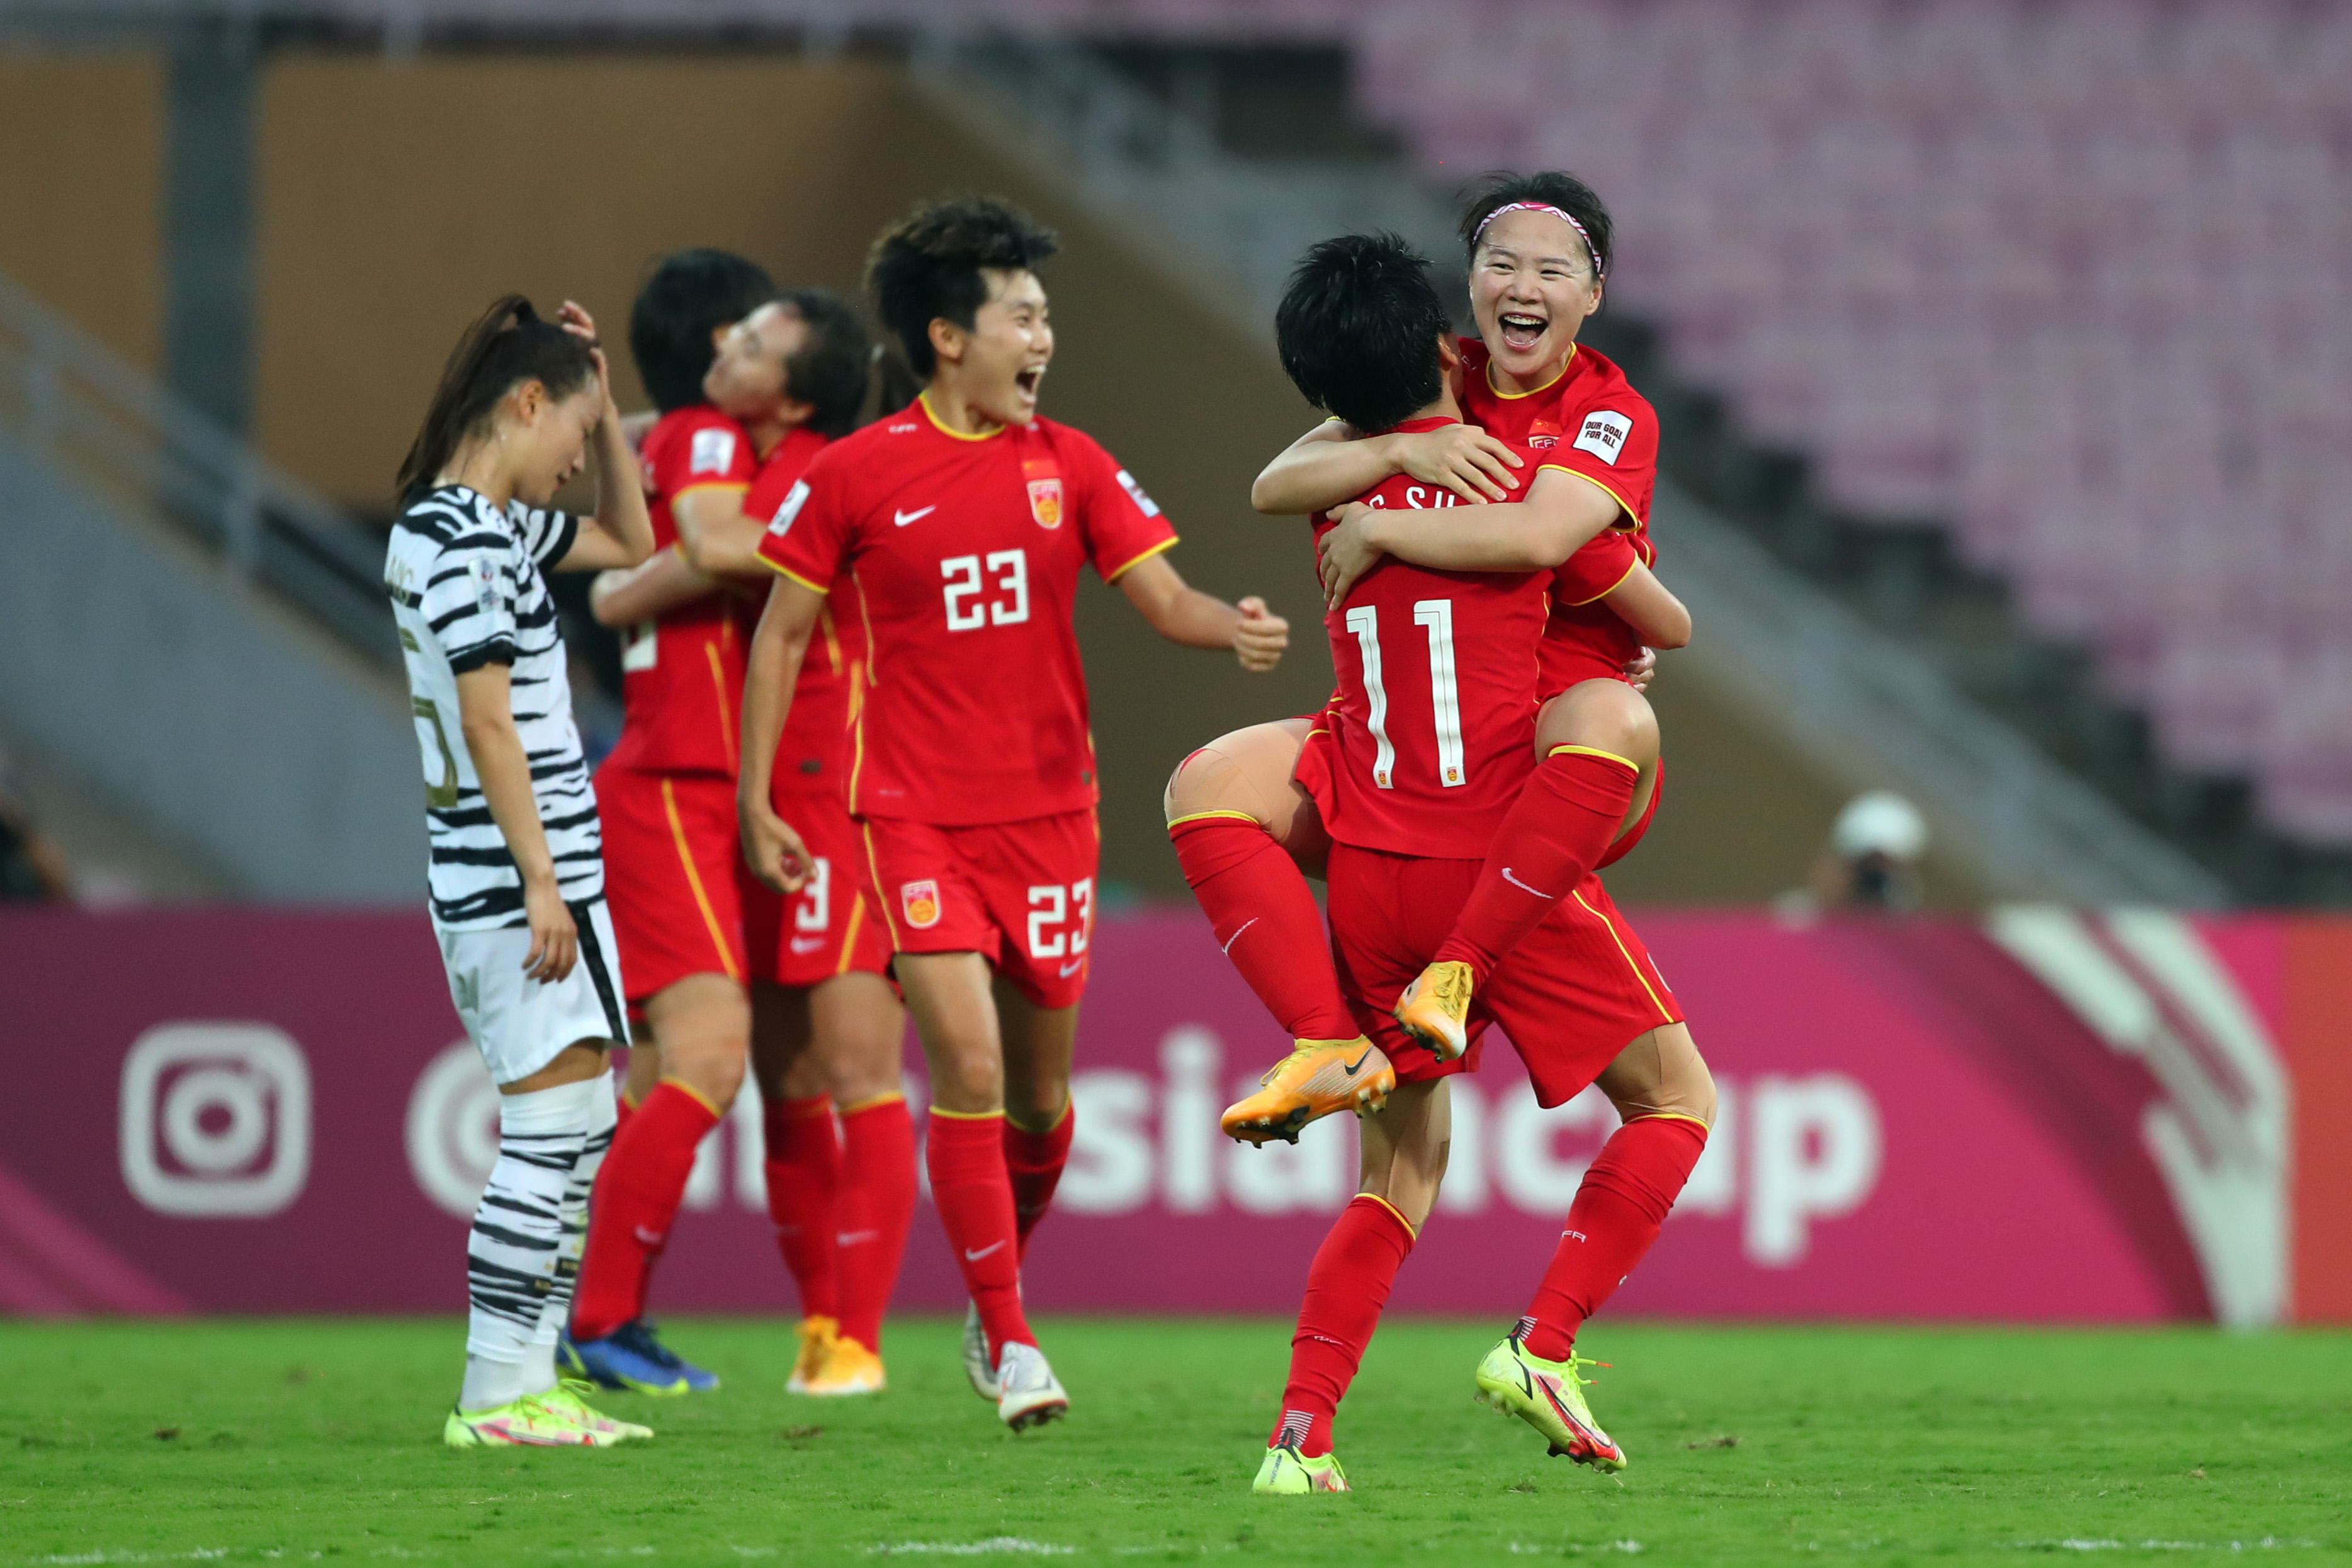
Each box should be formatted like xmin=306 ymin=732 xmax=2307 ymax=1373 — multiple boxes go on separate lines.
xmin=756 ymin=395 xmax=1178 ymax=826
xmin=741 ymin=427 xmax=859 ymax=799
xmin=1313 ymin=420 xmax=1552 ymax=859
xmin=1457 ymin=337 xmax=1662 ymax=695
xmin=604 ymin=406 xmax=757 ymax=777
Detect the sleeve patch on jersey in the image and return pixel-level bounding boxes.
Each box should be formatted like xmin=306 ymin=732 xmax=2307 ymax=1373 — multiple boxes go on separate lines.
xmin=767 ymin=480 xmax=811 ymax=536
xmin=1115 ymin=468 xmax=1162 ymax=518
xmin=1573 ymin=410 xmax=1634 ymax=465
xmin=691 ymin=427 xmax=739 ymax=477
xmin=472 ymin=557 xmax=500 ymax=614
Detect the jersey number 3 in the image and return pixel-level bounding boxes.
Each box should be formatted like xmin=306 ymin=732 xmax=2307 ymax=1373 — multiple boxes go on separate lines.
xmin=1344 ymin=599 xmax=1465 ymax=789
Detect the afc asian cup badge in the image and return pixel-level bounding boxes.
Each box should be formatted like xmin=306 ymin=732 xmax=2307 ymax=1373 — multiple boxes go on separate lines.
xmin=901 ymin=879 xmax=942 ymax=930
xmin=1023 ymin=460 xmax=1065 ymax=528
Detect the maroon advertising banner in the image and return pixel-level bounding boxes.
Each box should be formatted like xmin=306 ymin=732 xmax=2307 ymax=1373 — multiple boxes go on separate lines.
xmin=0 ymin=905 xmax=2335 ymax=1324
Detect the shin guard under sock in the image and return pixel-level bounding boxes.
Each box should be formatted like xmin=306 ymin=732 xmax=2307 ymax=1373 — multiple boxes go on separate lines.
xmin=1271 ymin=1193 xmax=1416 ymax=1457
xmin=1520 ymin=1115 xmax=1709 ymax=1362
xmin=835 ymin=1094 xmax=917 ymax=1353
xmin=925 ymin=1109 xmax=1032 ymax=1362
xmin=762 ymin=1094 xmax=842 ymax=1321
xmin=570 ymin=1079 xmax=719 ymax=1343
xmin=1170 ymin=815 xmax=1357 ymax=1041
xmin=1434 ymin=749 xmax=1639 ymax=983
xmin=1005 ymin=1102 xmax=1075 ymax=1260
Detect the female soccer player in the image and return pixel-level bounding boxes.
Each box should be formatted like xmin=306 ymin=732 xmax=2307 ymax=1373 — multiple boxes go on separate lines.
xmin=573 ymin=262 xmax=911 ymax=1399
xmin=589 ymin=286 xmax=915 ymax=1399
xmin=385 ymin=294 xmax=655 ymax=1447
xmin=1228 ymin=233 xmax=1715 ymax=1492
xmin=738 ymin=196 xmax=1289 ymax=1431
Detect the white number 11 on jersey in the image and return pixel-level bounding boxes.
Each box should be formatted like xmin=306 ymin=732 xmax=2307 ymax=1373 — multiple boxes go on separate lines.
xmin=1344 ymin=598 xmax=1466 ymax=790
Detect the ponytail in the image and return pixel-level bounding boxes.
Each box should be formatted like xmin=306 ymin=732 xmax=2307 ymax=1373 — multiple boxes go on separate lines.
xmin=395 ymin=295 xmax=599 ymax=505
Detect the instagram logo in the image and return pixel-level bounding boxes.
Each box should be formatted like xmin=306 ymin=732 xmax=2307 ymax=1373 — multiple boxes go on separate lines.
xmin=405 ymin=1040 xmax=502 ymax=1220
xmin=118 ymin=1023 xmax=312 ymax=1217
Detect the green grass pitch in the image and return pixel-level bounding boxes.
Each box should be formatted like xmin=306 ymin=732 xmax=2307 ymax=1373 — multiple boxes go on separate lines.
xmin=3 ymin=1318 xmax=2346 ymax=1565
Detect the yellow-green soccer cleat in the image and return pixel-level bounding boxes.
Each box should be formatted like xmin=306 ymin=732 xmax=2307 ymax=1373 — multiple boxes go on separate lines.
xmin=1219 ymin=1038 xmax=1394 ymax=1146
xmin=537 ymin=1379 xmax=653 ymax=1441
xmin=1473 ymin=1335 xmax=1627 ymax=1470
xmin=1393 ymin=962 xmax=1474 ymax=1061
xmin=443 ymin=1392 xmax=618 ymax=1449
xmin=1252 ymin=1441 xmax=1351 ymax=1494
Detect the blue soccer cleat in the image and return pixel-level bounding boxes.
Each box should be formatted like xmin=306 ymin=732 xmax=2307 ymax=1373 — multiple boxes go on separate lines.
xmin=559 ymin=1319 xmax=720 ymax=1397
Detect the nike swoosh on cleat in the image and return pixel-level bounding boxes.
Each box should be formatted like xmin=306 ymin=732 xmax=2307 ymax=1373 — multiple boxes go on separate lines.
xmin=1500 ymin=866 xmax=1553 ymax=898
xmin=1220 ymin=917 xmax=1258 ymax=954
xmin=964 ymin=1241 xmax=1007 ymax=1262
xmin=893 ymin=505 xmax=937 ymax=527
xmin=1340 ymin=1051 xmax=1372 ymax=1078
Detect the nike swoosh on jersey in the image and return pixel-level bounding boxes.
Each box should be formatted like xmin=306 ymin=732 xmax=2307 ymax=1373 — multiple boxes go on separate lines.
xmin=789 ymin=935 xmax=826 ymax=954
xmin=893 ymin=505 xmax=937 ymax=527
xmin=964 ymin=1240 xmax=1007 ymax=1262
xmin=1500 ymin=866 xmax=1554 ymax=898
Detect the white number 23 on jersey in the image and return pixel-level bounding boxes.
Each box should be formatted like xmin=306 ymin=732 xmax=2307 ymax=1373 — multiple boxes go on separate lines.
xmin=942 ymin=550 xmax=1030 ymax=631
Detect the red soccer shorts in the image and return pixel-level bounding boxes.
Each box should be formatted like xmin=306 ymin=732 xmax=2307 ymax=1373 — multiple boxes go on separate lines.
xmin=597 ymin=765 xmax=766 ymax=1012
xmin=1325 ymin=843 xmax=1682 ymax=1107
xmin=860 ymin=809 xmax=1099 ymax=1009
xmin=750 ymin=787 xmax=893 ymax=988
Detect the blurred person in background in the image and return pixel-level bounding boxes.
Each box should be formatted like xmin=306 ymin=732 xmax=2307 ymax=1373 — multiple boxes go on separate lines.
xmin=1775 ymin=789 xmax=1930 ymax=918
xmin=738 ymin=196 xmax=1289 ymax=1431
xmin=0 ymin=750 xmax=72 ymax=902
xmin=579 ymin=265 xmax=912 ymax=1401
xmin=385 ymin=295 xmax=654 ymax=1448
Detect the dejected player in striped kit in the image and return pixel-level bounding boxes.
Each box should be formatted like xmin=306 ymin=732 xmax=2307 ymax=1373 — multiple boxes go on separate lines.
xmin=383 ymin=294 xmax=655 ymax=1447
xmin=738 ymin=196 xmax=1291 ymax=1430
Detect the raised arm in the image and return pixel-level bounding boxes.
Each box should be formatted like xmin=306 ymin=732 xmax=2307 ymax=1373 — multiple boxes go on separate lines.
xmin=1252 ymin=419 xmax=1527 ymax=515
xmin=589 ymin=548 xmax=725 ymax=628
xmin=1601 ymin=562 xmax=1691 ymax=650
xmin=1114 ymin=553 xmax=1288 ymax=672
xmin=550 ymin=302 xmax=655 ymax=572
xmin=737 ymin=573 xmax=826 ymax=894
xmin=1317 ymin=468 xmax=1623 ymax=607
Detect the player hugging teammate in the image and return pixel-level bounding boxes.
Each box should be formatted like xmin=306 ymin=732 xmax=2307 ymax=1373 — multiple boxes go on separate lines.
xmin=1164 ymin=172 xmax=1718 ymax=1492
xmin=738 ymin=196 xmax=1289 ymax=1430
xmin=563 ymin=251 xmax=916 ymax=1400
xmin=385 ymin=296 xmax=657 ymax=1448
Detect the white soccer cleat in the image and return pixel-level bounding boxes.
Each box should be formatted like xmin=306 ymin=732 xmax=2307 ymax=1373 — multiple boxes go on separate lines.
xmin=962 ymin=1302 xmax=1000 ymax=1401
xmin=994 ymin=1341 xmax=1069 ymax=1433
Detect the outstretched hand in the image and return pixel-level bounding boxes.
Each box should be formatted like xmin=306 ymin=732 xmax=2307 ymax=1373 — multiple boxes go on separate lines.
xmin=1233 ymin=596 xmax=1289 ymax=672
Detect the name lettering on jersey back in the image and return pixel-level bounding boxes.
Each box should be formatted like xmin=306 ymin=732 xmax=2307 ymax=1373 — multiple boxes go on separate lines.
xmin=1574 ymin=410 xmax=1633 ymax=465
xmin=1360 ymin=488 xmax=1466 ymax=512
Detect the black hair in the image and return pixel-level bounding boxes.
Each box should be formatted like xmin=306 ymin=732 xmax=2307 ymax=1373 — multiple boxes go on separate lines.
xmin=1274 ymin=232 xmax=1452 ymax=436
xmin=628 ymin=249 xmax=777 ymax=414
xmin=777 ymin=288 xmax=871 ymax=439
xmin=865 ymin=197 xmax=1059 ymax=378
xmin=1457 ymin=169 xmax=1612 ymax=279
xmin=395 ymin=295 xmax=597 ymax=504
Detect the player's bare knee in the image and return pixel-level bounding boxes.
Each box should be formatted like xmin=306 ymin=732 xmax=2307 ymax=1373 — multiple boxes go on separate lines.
xmin=1539 ymin=680 xmax=1656 ymax=766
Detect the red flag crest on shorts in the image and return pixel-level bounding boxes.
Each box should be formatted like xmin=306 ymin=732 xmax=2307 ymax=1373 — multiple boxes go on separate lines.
xmin=900 ymin=879 xmax=941 ymax=930
xmin=1023 ymin=460 xmax=1064 ymax=529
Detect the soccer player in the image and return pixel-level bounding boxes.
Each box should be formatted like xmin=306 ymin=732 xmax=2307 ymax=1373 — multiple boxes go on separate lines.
xmin=1259 ymin=172 xmax=1673 ymax=1064
xmin=385 ymin=294 xmax=656 ymax=1447
xmin=574 ymin=263 xmax=910 ymax=1397
xmin=1228 ymin=234 xmax=1714 ymax=1490
xmin=738 ymin=196 xmax=1289 ymax=1431
xmin=593 ymin=287 xmax=915 ymax=1397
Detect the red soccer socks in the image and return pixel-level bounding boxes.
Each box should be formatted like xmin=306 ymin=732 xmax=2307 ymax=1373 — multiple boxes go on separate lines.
xmin=1270 ymin=1194 xmax=1416 ymax=1458
xmin=1433 ymin=748 xmax=1640 ymax=984
xmin=926 ymin=1108 xmax=1034 ymax=1361
xmin=1519 ymin=1115 xmax=1709 ymax=1362
xmin=571 ymin=1078 xmax=720 ymax=1342
xmin=1170 ymin=815 xmax=1357 ymax=1042
xmin=834 ymin=1093 xmax=917 ymax=1354
xmin=763 ymin=1094 xmax=842 ymax=1323
xmin=1005 ymin=1102 xmax=1075 ymax=1260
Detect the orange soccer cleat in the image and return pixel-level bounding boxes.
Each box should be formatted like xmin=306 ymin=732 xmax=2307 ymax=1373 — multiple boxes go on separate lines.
xmin=1220 ymin=1038 xmax=1394 ymax=1146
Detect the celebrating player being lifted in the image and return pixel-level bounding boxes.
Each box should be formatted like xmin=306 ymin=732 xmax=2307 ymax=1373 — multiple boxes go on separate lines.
xmin=384 ymin=295 xmax=655 ymax=1447
xmin=738 ymin=196 xmax=1289 ymax=1431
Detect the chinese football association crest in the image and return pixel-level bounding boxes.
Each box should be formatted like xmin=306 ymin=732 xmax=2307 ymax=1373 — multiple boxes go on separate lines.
xmin=1023 ymin=459 xmax=1064 ymax=529
xmin=901 ymin=879 xmax=942 ymax=929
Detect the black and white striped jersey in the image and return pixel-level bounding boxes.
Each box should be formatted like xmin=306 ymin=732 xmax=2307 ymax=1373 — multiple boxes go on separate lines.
xmin=386 ymin=484 xmax=603 ymax=932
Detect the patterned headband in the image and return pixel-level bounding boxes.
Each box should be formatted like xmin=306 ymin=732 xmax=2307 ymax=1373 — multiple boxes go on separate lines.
xmin=1473 ymin=201 xmax=1605 ymax=277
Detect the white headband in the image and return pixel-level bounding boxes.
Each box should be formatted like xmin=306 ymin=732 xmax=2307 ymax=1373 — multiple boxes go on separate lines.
xmin=1473 ymin=201 xmax=1604 ymax=276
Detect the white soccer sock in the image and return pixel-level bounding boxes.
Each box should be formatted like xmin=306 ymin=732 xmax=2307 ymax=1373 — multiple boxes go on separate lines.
xmin=523 ymin=1071 xmax=617 ymax=1396
xmin=458 ymin=1075 xmax=599 ymax=1413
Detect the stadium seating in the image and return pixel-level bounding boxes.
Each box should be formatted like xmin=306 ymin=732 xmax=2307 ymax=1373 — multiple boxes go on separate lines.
xmin=1351 ymin=0 xmax=2352 ymax=845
